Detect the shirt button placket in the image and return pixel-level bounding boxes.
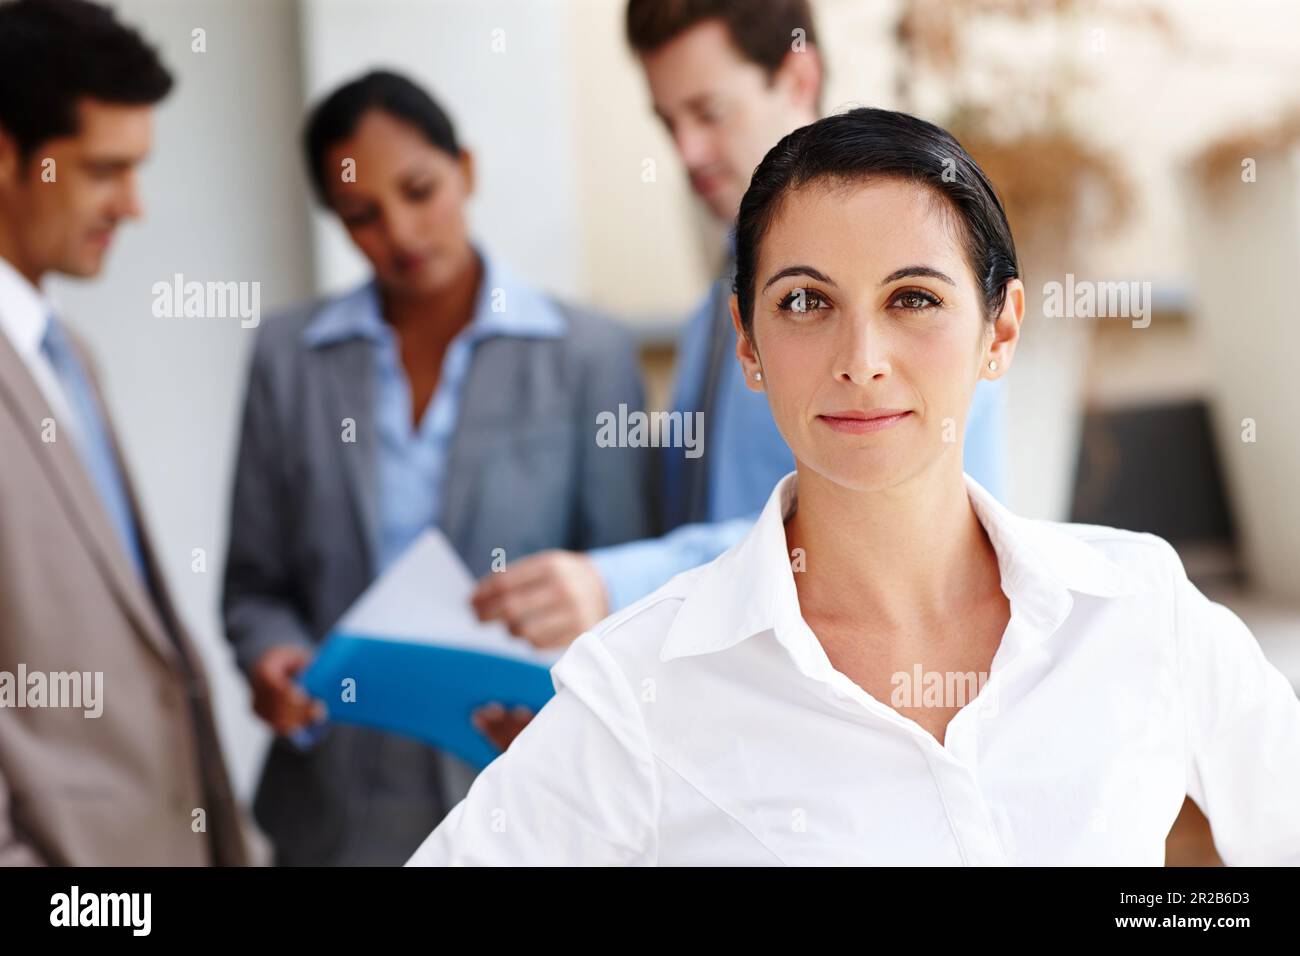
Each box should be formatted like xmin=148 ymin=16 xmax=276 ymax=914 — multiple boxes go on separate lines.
xmin=923 ymin=739 xmax=1011 ymax=866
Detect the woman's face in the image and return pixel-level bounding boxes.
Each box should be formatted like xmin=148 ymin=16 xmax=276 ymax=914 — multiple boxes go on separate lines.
xmin=323 ymin=108 xmax=475 ymax=297
xmin=733 ymin=177 xmax=1022 ymax=492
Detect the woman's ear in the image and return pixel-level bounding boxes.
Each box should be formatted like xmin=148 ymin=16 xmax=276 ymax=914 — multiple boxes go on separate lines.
xmin=983 ymin=278 xmax=1024 ymax=379
xmin=458 ymin=147 xmax=476 ymax=198
xmin=730 ymin=294 xmax=764 ymax=391
xmin=773 ymin=44 xmax=823 ymax=118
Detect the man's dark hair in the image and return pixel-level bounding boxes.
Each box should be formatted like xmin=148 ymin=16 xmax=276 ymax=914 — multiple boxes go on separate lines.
xmin=626 ymin=0 xmax=821 ymax=83
xmin=303 ymin=69 xmax=460 ymax=207
xmin=733 ymin=107 xmax=1022 ymax=340
xmin=0 ymin=0 xmax=173 ymax=162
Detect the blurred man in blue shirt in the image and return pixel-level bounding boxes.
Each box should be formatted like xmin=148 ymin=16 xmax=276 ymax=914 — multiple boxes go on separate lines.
xmin=472 ymin=0 xmax=1006 ymax=652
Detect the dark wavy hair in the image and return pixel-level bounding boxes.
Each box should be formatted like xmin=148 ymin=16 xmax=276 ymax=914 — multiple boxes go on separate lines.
xmin=732 ymin=107 xmax=1021 ymax=341
xmin=303 ymin=69 xmax=460 ymax=206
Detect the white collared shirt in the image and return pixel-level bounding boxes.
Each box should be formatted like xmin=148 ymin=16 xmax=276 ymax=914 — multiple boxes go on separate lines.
xmin=408 ymin=471 xmax=1300 ymax=866
xmin=0 ymin=255 xmax=80 ymax=437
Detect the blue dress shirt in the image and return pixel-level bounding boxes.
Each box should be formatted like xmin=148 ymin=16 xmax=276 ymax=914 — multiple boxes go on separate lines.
xmin=301 ymin=247 xmax=568 ymax=576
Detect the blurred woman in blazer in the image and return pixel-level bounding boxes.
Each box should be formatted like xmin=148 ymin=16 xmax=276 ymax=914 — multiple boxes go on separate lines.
xmin=222 ymin=70 xmax=653 ymax=865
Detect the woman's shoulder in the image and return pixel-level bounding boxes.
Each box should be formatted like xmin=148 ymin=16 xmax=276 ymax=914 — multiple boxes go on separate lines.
xmin=250 ymin=281 xmax=377 ymax=361
xmin=1035 ymin=516 xmax=1173 ymax=553
xmin=553 ymin=562 xmax=712 ymax=687
xmin=544 ymin=294 xmax=639 ymax=358
xmin=480 ymin=251 xmax=630 ymax=347
xmin=1016 ymin=513 xmax=1190 ymax=598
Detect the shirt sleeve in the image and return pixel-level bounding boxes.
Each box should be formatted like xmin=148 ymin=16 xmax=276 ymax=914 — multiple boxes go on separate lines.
xmin=588 ymin=516 xmax=755 ymax=612
xmin=1171 ymin=544 xmax=1300 ymax=864
xmin=405 ymin=630 xmax=660 ymax=866
xmin=221 ymin=326 xmax=317 ymax=676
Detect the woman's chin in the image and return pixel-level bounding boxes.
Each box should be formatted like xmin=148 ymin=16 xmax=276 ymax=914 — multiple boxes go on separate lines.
xmin=378 ymin=269 xmax=443 ymax=299
xmin=800 ymin=449 xmax=913 ymax=494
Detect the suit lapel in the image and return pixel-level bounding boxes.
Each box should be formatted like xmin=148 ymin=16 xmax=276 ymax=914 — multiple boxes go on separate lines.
xmin=440 ymin=340 xmax=506 ymax=551
xmin=314 ymin=338 xmax=380 ymax=576
xmin=0 ymin=328 xmax=179 ymax=666
xmin=111 ymin=436 xmax=193 ymax=667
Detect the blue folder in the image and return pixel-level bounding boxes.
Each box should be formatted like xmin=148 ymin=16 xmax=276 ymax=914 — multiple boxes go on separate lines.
xmin=300 ymin=631 xmax=557 ymax=770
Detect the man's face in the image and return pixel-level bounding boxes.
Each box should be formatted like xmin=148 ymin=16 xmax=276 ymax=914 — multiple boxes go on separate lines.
xmin=0 ymin=98 xmax=154 ymax=282
xmin=639 ymin=18 xmax=816 ymax=223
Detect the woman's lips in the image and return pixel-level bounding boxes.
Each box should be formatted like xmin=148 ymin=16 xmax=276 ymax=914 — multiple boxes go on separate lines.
xmin=691 ymin=173 xmax=722 ymax=197
xmin=817 ymin=410 xmax=912 ymax=434
xmin=395 ymin=251 xmax=432 ymax=273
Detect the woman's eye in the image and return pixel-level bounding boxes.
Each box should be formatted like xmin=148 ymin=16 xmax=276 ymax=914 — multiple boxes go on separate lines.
xmin=892 ymin=289 xmax=942 ymax=310
xmin=778 ymin=288 xmax=827 ymax=313
xmin=341 ymin=209 xmax=377 ymax=228
xmin=406 ymin=181 xmax=436 ymax=202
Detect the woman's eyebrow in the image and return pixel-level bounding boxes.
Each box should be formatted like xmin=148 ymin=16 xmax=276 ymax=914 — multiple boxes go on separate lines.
xmin=400 ymin=164 xmax=435 ymax=184
xmin=881 ymin=265 xmax=957 ymax=286
xmin=762 ymin=265 xmax=835 ymax=291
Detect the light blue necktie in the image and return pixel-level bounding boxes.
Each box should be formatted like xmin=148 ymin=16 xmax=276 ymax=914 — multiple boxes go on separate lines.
xmin=40 ymin=316 xmax=149 ymax=583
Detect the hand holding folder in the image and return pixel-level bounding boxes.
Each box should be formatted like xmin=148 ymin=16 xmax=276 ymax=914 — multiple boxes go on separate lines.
xmin=300 ymin=530 xmax=563 ymax=769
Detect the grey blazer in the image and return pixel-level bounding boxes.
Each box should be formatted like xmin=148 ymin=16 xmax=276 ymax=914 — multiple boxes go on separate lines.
xmin=222 ymin=284 xmax=655 ymax=866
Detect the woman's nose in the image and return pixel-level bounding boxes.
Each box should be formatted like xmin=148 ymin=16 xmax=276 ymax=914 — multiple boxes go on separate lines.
xmin=834 ymin=314 xmax=891 ymax=383
xmin=381 ymin=204 xmax=424 ymax=251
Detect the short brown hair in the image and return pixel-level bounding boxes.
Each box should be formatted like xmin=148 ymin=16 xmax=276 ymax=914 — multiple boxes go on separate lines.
xmin=0 ymin=0 xmax=173 ymax=162
xmin=626 ymin=0 xmax=820 ymax=78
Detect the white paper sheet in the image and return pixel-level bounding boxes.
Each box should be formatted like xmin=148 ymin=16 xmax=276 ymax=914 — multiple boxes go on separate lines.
xmin=335 ymin=529 xmax=562 ymax=665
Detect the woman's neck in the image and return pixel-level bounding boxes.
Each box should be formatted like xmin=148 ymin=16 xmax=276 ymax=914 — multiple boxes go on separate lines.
xmin=381 ymin=245 xmax=483 ymax=340
xmin=785 ymin=455 xmax=998 ymax=631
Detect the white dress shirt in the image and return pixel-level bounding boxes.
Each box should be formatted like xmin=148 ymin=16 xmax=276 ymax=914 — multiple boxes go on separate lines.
xmin=0 ymin=255 xmax=80 ymax=438
xmin=408 ymin=470 xmax=1300 ymax=866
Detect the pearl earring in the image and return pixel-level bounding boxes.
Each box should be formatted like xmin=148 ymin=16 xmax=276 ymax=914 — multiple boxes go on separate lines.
xmin=988 ymin=359 xmax=998 ymax=372
xmin=754 ymin=370 xmax=763 ymax=381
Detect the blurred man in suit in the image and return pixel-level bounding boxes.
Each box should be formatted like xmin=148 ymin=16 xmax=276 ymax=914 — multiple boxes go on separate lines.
xmin=474 ymin=0 xmax=1009 ymax=657
xmin=0 ymin=0 xmax=246 ymax=865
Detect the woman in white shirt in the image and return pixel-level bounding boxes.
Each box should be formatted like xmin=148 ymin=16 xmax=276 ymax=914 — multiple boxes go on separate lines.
xmin=407 ymin=107 xmax=1300 ymax=866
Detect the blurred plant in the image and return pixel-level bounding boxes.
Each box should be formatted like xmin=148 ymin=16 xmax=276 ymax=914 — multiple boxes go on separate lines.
xmin=892 ymin=0 xmax=1178 ymax=248
xmin=1188 ymin=105 xmax=1300 ymax=203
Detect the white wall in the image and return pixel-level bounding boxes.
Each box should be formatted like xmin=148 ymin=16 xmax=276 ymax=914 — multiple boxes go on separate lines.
xmin=48 ymin=0 xmax=314 ymax=802
xmin=300 ymin=0 xmax=581 ymax=299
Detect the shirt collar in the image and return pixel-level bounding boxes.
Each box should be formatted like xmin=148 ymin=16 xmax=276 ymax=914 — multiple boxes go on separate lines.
xmin=300 ymin=279 xmax=387 ymax=348
xmin=660 ymin=469 xmax=1137 ymax=664
xmin=302 ymin=244 xmax=566 ymax=349
xmin=0 ymin=254 xmax=55 ymax=358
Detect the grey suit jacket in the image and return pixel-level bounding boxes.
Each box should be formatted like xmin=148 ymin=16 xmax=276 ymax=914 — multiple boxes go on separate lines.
xmin=222 ymin=287 xmax=655 ymax=865
xmin=0 ymin=326 xmax=247 ymax=866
